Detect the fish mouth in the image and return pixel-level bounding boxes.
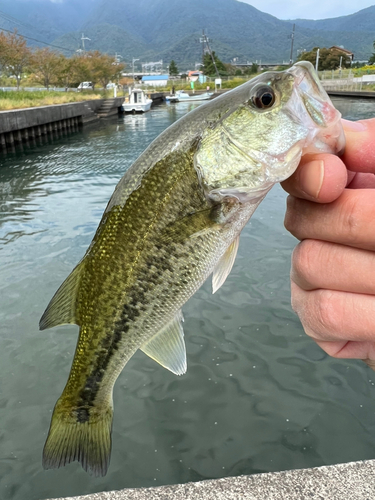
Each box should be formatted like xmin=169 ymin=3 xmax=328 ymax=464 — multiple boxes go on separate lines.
xmin=286 ymin=61 xmax=346 ymax=156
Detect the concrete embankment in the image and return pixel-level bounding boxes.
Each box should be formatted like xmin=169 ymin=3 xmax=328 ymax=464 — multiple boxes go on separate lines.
xmin=148 ymin=92 xmax=164 ymax=102
xmin=326 ymin=90 xmax=375 ymax=98
xmin=47 ymin=459 xmax=375 ymax=500
xmin=0 ymin=97 xmax=124 ymax=153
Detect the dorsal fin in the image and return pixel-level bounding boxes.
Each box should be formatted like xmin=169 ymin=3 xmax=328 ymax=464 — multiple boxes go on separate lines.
xmin=140 ymin=311 xmax=187 ymax=375
xmin=39 ymin=262 xmax=84 ymax=330
xmin=212 ymin=235 xmax=240 ymax=294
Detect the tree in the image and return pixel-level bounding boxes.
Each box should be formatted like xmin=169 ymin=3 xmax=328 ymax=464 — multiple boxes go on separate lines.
xmin=53 ymin=51 xmax=125 ymax=90
xmin=169 ymin=60 xmax=178 ymax=76
xmin=31 ymin=48 xmax=62 ymax=89
xmin=297 ymin=47 xmax=351 ymax=71
xmin=223 ymin=63 xmax=238 ymax=76
xmin=82 ymin=51 xmax=125 ymax=89
xmin=244 ymin=63 xmax=259 ymax=75
xmin=0 ymin=30 xmax=32 ymax=89
xmin=72 ymin=54 xmax=93 ymax=86
xmin=368 ymin=41 xmax=375 ymax=65
xmin=202 ymin=51 xmax=227 ymax=77
xmin=55 ymin=55 xmax=79 ymax=89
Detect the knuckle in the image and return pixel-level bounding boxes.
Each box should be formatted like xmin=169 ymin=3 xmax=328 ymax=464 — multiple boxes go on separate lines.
xmin=339 ymin=194 xmax=361 ymax=244
xmin=284 ymin=196 xmax=299 ymax=235
xmin=290 ymin=286 xmax=300 ymax=313
xmin=314 ymin=289 xmax=341 ymax=336
xmin=291 ymin=240 xmax=322 ymax=288
xmin=290 ymin=280 xmax=306 ymax=317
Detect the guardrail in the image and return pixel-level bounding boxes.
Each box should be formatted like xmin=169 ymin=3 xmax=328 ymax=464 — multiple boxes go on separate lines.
xmin=0 ymin=87 xmax=78 ymax=92
xmin=320 ymin=77 xmax=375 ymax=92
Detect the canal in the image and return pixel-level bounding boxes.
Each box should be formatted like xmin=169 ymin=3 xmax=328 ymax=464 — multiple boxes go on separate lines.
xmin=0 ymin=96 xmax=374 ymax=500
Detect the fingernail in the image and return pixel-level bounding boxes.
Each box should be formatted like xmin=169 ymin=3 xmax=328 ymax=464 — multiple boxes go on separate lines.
xmin=342 ymin=119 xmax=367 ymax=132
xmin=299 ymin=160 xmax=324 ymax=199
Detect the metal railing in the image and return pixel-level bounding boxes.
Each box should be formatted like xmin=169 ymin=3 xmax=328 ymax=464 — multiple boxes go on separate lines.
xmin=0 ymin=87 xmax=78 ymax=92
xmin=318 ymin=69 xmax=375 ymax=92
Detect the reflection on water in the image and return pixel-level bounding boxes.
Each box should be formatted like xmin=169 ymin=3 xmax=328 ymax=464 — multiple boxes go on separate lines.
xmin=0 ymin=98 xmax=374 ymax=500
xmin=124 ymin=114 xmax=148 ymax=132
xmin=331 ymin=96 xmax=375 ymax=121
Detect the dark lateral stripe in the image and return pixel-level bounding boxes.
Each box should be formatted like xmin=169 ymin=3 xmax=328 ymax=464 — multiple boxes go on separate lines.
xmin=77 ymin=326 xmax=124 ymax=409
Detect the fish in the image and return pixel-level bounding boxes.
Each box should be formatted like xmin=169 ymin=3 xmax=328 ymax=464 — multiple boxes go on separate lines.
xmin=40 ymin=61 xmax=345 ymax=477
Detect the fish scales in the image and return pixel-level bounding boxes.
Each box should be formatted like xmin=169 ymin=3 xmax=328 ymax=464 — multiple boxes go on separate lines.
xmin=72 ymin=150 xmax=255 ymax=399
xmin=43 ymin=146 xmax=256 ymax=474
xmin=40 ymin=62 xmax=345 ymax=476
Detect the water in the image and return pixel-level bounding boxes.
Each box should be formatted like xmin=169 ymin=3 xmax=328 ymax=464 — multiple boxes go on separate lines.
xmin=0 ymin=97 xmax=374 ymax=500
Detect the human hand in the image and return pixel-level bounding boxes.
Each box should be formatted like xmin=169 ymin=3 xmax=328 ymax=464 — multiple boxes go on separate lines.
xmin=281 ymin=118 xmax=375 ymax=369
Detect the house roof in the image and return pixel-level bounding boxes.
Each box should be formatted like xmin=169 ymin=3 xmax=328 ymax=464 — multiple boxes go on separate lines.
xmin=142 ymin=75 xmax=169 ymax=81
xmin=329 ymin=46 xmax=354 ymax=56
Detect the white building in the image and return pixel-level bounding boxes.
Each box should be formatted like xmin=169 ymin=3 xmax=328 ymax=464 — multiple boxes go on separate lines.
xmin=141 ymin=75 xmax=169 ymax=87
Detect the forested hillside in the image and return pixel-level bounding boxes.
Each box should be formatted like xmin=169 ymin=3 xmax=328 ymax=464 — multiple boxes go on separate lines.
xmin=0 ymin=0 xmax=374 ymax=66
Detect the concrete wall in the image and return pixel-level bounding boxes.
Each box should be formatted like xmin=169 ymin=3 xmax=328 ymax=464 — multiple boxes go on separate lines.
xmin=47 ymin=459 xmax=375 ymax=500
xmin=0 ymin=97 xmax=124 ymax=153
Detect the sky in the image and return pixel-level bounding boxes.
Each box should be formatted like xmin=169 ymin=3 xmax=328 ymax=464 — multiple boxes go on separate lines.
xmin=240 ymin=0 xmax=375 ymax=20
xmin=46 ymin=0 xmax=374 ymax=20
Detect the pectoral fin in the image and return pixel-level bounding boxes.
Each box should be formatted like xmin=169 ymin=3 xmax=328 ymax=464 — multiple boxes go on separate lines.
xmin=39 ymin=262 xmax=84 ymax=330
xmin=140 ymin=310 xmax=187 ymax=375
xmin=212 ymin=235 xmax=240 ymax=294
xmin=160 ymin=207 xmax=221 ymax=244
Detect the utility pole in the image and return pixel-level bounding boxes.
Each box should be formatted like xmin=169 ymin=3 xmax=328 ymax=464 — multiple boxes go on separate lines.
xmin=81 ymin=33 xmax=91 ymax=53
xmin=199 ymin=29 xmax=220 ymax=78
xmin=289 ymin=24 xmax=295 ymax=65
xmin=132 ymin=58 xmax=139 ymax=83
xmin=200 ymin=29 xmax=206 ymax=62
xmin=315 ymin=48 xmax=320 ymax=72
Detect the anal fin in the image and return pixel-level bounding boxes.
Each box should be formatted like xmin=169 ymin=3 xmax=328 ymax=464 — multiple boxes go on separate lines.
xmin=212 ymin=235 xmax=240 ymax=294
xmin=39 ymin=261 xmax=84 ymax=330
xmin=141 ymin=310 xmax=187 ymax=375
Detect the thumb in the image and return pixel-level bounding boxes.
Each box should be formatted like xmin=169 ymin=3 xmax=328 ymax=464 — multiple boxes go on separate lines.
xmin=281 ymin=153 xmax=347 ymax=203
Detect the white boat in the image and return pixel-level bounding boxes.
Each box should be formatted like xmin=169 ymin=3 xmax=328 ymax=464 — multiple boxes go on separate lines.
xmin=177 ymin=91 xmax=213 ymax=102
xmin=165 ymin=90 xmax=188 ymax=102
xmin=122 ymin=88 xmax=153 ymax=113
xmin=165 ymin=90 xmax=213 ymax=102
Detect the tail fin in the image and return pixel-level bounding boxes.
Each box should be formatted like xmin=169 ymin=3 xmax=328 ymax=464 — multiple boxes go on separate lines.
xmin=42 ymin=402 xmax=113 ymax=477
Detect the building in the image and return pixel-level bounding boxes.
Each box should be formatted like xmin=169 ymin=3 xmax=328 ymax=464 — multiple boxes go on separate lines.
xmin=329 ymin=46 xmax=354 ymax=62
xmin=187 ymin=70 xmax=207 ymax=83
xmin=141 ymin=74 xmax=169 ymax=87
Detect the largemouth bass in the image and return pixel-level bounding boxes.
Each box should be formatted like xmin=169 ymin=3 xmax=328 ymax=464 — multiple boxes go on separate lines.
xmin=40 ymin=62 xmax=345 ymax=476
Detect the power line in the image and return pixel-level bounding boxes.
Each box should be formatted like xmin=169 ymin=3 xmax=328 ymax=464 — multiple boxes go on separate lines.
xmin=0 ymin=25 xmax=75 ymax=53
xmin=0 ymin=9 xmax=77 ymax=53
xmin=0 ymin=9 xmax=35 ymax=32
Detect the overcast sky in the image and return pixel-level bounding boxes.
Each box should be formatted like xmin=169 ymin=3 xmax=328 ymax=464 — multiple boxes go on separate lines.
xmin=240 ymin=0 xmax=374 ymax=20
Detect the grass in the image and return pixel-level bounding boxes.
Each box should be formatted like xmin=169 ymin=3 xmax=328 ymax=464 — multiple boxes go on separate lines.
xmin=0 ymin=77 xmax=255 ymax=110
xmin=148 ymin=75 xmax=255 ymax=94
xmin=0 ymin=90 xmax=105 ymax=111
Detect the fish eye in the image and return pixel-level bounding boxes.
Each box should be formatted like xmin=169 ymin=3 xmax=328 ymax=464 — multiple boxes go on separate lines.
xmin=250 ymin=86 xmax=276 ymax=109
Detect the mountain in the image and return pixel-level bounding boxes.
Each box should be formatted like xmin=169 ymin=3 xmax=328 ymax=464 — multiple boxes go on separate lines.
xmin=0 ymin=0 xmax=374 ymax=67
xmin=53 ymin=24 xmax=150 ymax=57
xmin=292 ymin=6 xmax=375 ymax=33
xmin=75 ymin=0 xmax=301 ymax=65
xmin=0 ymin=0 xmax=100 ymax=42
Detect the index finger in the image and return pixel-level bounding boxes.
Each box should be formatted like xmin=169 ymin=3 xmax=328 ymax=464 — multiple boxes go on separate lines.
xmin=281 ymin=117 xmax=375 ymax=202
xmin=341 ymin=118 xmax=375 ymax=173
